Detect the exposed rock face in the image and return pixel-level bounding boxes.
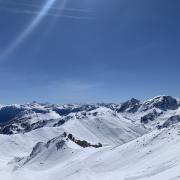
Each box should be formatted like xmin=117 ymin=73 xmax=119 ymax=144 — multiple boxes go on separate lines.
xmin=162 ymin=115 xmax=180 ymax=128
xmin=53 ymin=119 xmax=65 ymax=127
xmin=29 ymin=142 xmax=45 ymax=159
xmin=65 ymin=132 xmax=102 ymax=148
xmin=117 ymin=98 xmax=141 ymax=113
xmin=142 ymin=96 xmax=178 ymax=111
xmin=140 ymin=110 xmax=162 ymax=124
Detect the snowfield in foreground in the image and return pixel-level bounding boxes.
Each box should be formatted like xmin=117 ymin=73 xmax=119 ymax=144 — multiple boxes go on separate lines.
xmin=0 ymin=95 xmax=180 ymax=180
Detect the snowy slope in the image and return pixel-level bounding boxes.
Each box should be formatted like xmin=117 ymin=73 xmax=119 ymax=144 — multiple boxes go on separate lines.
xmin=3 ymin=123 xmax=180 ymax=180
xmin=62 ymin=107 xmax=146 ymax=146
xmin=0 ymin=95 xmax=180 ymax=180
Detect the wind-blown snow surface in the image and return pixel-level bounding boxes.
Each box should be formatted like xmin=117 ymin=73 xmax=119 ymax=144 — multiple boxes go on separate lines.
xmin=0 ymin=95 xmax=180 ymax=180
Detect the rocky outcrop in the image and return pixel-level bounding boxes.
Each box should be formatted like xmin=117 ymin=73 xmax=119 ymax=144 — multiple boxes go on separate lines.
xmin=162 ymin=115 xmax=180 ymax=128
xmin=142 ymin=96 xmax=178 ymax=111
xmin=117 ymin=98 xmax=141 ymax=113
xmin=64 ymin=132 xmax=102 ymax=148
xmin=140 ymin=110 xmax=162 ymax=124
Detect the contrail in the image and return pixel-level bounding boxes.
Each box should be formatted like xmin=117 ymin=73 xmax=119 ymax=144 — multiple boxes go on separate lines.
xmin=0 ymin=6 xmax=95 ymax=20
xmin=0 ymin=1 xmax=91 ymax=13
xmin=0 ymin=0 xmax=64 ymax=60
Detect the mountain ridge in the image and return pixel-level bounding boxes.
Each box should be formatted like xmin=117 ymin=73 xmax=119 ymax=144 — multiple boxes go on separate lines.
xmin=0 ymin=95 xmax=179 ymax=135
xmin=0 ymin=95 xmax=180 ymax=180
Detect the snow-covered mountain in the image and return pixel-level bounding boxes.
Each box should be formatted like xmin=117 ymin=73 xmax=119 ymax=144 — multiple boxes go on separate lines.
xmin=0 ymin=95 xmax=180 ymax=180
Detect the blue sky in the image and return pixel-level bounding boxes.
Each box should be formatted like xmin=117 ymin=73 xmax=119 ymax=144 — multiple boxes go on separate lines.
xmin=0 ymin=0 xmax=180 ymax=104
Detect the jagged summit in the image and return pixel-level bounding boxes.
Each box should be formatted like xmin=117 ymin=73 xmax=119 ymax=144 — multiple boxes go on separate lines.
xmin=141 ymin=95 xmax=179 ymax=111
xmin=117 ymin=98 xmax=141 ymax=113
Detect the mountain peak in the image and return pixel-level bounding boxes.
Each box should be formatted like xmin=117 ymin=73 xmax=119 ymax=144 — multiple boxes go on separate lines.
xmin=142 ymin=95 xmax=178 ymax=111
xmin=117 ymin=98 xmax=141 ymax=113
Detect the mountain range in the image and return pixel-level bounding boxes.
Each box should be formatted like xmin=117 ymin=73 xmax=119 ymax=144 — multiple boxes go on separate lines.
xmin=0 ymin=95 xmax=180 ymax=180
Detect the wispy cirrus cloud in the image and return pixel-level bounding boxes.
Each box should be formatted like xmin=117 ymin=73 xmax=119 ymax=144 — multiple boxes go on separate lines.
xmin=0 ymin=0 xmax=94 ymax=19
xmin=1 ymin=1 xmax=91 ymax=13
xmin=0 ymin=6 xmax=95 ymax=20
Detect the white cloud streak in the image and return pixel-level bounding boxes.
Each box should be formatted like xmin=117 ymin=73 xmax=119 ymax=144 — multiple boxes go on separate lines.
xmin=0 ymin=1 xmax=91 ymax=13
xmin=0 ymin=6 xmax=95 ymax=20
